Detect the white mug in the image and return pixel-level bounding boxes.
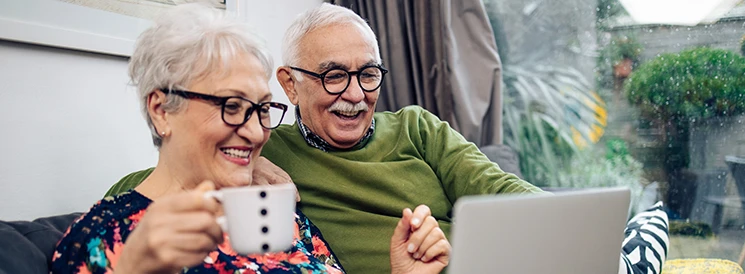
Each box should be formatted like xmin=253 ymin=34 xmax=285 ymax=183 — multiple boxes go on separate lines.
xmin=204 ymin=183 xmax=296 ymax=255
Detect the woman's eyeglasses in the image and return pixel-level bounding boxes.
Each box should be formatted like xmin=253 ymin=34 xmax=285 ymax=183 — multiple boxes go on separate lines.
xmin=161 ymin=89 xmax=288 ymax=129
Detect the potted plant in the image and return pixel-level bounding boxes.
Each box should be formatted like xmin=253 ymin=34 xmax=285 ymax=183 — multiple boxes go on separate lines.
xmin=624 ymin=47 xmax=745 ymax=218
xmin=610 ymin=35 xmax=642 ymax=79
xmin=597 ymin=33 xmax=644 ymax=90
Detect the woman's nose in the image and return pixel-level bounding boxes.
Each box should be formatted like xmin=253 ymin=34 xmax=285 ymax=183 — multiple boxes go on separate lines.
xmin=237 ymin=111 xmax=268 ymax=143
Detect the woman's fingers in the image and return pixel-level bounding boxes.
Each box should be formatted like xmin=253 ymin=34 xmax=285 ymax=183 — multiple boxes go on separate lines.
xmin=153 ymin=247 xmax=212 ymax=270
xmin=160 ymin=212 xmax=224 ymax=244
xmin=153 ymin=181 xmax=219 ymax=214
xmin=144 ymin=181 xmax=224 ymax=241
xmin=120 ymin=181 xmax=225 ymax=273
xmin=167 ymin=233 xmax=220 ymax=253
xmin=194 ymin=181 xmax=221 ymax=214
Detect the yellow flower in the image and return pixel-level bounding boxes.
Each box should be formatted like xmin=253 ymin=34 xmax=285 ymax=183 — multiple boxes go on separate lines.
xmin=571 ymin=91 xmax=607 ymax=148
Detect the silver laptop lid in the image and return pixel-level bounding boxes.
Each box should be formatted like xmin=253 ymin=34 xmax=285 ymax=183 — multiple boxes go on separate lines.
xmin=449 ymin=187 xmax=630 ymax=274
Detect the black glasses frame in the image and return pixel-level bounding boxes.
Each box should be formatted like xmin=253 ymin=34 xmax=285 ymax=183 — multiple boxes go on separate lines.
xmin=289 ymin=64 xmax=388 ymax=95
xmin=161 ymin=89 xmax=288 ymax=129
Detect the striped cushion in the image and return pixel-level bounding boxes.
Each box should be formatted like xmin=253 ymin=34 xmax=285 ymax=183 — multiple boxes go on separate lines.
xmin=619 ymin=201 xmax=669 ymax=274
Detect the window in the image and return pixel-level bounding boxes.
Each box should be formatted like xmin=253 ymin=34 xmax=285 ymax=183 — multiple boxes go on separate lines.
xmin=485 ymin=0 xmax=745 ymax=263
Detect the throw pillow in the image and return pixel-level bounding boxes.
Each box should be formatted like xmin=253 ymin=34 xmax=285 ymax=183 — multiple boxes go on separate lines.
xmin=619 ymin=201 xmax=669 ymax=274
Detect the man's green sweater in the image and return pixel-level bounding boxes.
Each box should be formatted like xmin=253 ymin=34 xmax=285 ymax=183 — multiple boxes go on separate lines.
xmin=106 ymin=106 xmax=542 ymax=273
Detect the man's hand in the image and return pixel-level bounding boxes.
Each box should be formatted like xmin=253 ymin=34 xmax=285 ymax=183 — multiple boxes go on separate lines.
xmin=390 ymin=205 xmax=451 ymax=274
xmin=252 ymin=156 xmax=300 ymax=201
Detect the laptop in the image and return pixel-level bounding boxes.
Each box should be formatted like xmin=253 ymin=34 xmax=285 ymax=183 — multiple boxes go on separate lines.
xmin=448 ymin=187 xmax=630 ymax=274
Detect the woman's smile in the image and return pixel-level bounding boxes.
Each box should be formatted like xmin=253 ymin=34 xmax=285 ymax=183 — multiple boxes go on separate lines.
xmin=220 ymin=147 xmax=252 ymax=166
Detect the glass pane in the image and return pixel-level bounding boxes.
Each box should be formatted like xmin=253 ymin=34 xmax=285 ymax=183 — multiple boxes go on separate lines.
xmin=267 ymin=105 xmax=286 ymax=128
xmin=223 ymin=97 xmax=248 ymax=125
xmin=359 ymin=67 xmax=382 ymax=90
xmin=324 ymin=69 xmax=349 ymax=85
xmin=484 ymin=0 xmax=745 ymax=264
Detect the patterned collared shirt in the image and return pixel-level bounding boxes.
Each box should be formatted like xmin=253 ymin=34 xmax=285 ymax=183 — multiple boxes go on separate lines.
xmin=295 ymin=107 xmax=375 ymax=152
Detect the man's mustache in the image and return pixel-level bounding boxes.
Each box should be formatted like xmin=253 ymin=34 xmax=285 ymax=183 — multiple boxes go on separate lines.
xmin=328 ymin=101 xmax=368 ymax=113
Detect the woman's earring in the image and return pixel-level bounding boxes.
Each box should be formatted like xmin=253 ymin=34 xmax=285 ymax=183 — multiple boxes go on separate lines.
xmin=161 ymin=131 xmax=166 ymax=137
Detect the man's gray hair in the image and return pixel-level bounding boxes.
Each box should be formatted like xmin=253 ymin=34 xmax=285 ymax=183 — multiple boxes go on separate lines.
xmin=281 ymin=3 xmax=381 ymax=70
xmin=129 ymin=3 xmax=273 ymax=147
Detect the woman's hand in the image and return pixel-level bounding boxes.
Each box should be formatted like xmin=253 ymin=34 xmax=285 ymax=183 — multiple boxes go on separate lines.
xmin=390 ymin=205 xmax=451 ymax=274
xmin=116 ymin=181 xmax=223 ymax=273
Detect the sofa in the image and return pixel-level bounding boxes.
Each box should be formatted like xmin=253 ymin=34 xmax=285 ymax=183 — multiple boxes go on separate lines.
xmin=0 ymin=213 xmax=81 ymax=274
xmin=0 ymin=146 xmax=519 ymax=273
xmin=3 ymin=209 xmax=743 ymax=274
xmin=1 ymin=145 xmax=741 ymax=273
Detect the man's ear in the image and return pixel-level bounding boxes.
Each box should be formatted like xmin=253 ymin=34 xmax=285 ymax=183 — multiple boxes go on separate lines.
xmin=276 ymin=66 xmax=299 ymax=105
xmin=147 ymin=90 xmax=170 ymax=136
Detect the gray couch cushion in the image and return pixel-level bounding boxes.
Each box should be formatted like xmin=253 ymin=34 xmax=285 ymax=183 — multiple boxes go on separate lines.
xmin=0 ymin=213 xmax=81 ymax=274
xmin=480 ymin=144 xmax=524 ymax=179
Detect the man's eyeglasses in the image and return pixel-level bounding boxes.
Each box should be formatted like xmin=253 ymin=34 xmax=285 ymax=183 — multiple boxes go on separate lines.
xmin=161 ymin=89 xmax=288 ymax=129
xmin=289 ymin=65 xmax=388 ymax=95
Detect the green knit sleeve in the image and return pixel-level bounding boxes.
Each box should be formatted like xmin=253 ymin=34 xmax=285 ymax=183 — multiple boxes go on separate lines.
xmin=410 ymin=107 xmax=543 ymax=201
xmin=104 ymin=168 xmax=155 ymax=197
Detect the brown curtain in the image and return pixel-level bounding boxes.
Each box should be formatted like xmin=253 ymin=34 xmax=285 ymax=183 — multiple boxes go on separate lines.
xmin=331 ymin=0 xmax=503 ymax=146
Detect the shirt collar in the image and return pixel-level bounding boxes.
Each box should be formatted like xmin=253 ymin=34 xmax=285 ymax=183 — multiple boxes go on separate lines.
xmin=295 ymin=107 xmax=375 ymax=152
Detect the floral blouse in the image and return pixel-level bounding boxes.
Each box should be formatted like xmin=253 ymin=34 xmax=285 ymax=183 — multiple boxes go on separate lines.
xmin=51 ymin=190 xmax=345 ymax=274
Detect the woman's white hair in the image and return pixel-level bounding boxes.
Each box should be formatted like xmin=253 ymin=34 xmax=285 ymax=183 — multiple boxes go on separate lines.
xmin=281 ymin=3 xmax=381 ymax=70
xmin=129 ymin=3 xmax=273 ymax=147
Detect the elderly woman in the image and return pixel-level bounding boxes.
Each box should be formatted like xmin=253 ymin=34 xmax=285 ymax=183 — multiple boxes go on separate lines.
xmin=51 ymin=4 xmax=449 ymax=274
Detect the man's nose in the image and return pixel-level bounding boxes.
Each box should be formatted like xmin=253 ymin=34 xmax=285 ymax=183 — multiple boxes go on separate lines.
xmin=340 ymin=75 xmax=365 ymax=102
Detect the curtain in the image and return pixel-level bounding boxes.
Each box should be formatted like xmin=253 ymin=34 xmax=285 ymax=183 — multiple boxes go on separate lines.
xmin=330 ymin=0 xmax=504 ymax=146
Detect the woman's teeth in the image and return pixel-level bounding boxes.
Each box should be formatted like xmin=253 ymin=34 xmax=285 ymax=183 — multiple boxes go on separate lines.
xmin=221 ymin=148 xmax=249 ymax=158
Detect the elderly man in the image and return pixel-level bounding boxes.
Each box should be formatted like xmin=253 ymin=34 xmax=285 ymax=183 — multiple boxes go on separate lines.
xmin=107 ymin=3 xmax=542 ymax=273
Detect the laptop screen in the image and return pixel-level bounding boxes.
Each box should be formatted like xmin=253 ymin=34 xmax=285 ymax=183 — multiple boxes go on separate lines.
xmin=449 ymin=187 xmax=630 ymax=274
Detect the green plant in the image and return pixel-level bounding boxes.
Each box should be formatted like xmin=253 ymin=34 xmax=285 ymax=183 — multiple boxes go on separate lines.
xmin=626 ymin=48 xmax=745 ymax=122
xmin=625 ymin=47 xmax=745 ymax=171
xmin=625 ymin=47 xmax=745 ymax=216
xmin=606 ymin=138 xmax=631 ymax=160
xmin=503 ymin=64 xmax=607 ymax=187
xmin=669 ymin=220 xmax=713 ymax=238
xmin=553 ymin=140 xmax=646 ymax=215
xmin=597 ymin=0 xmax=626 ymax=23
xmin=741 ymin=35 xmax=745 ymax=56
xmin=611 ymin=35 xmax=643 ymax=63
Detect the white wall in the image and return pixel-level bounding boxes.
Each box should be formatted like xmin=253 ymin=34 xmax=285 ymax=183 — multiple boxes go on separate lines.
xmin=0 ymin=41 xmax=156 ymax=220
xmin=239 ymin=1 xmax=324 ymax=117
xmin=0 ymin=0 xmax=322 ymax=221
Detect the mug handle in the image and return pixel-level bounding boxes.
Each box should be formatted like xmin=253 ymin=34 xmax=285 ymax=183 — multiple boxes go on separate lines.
xmin=203 ymin=190 xmax=228 ymax=232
